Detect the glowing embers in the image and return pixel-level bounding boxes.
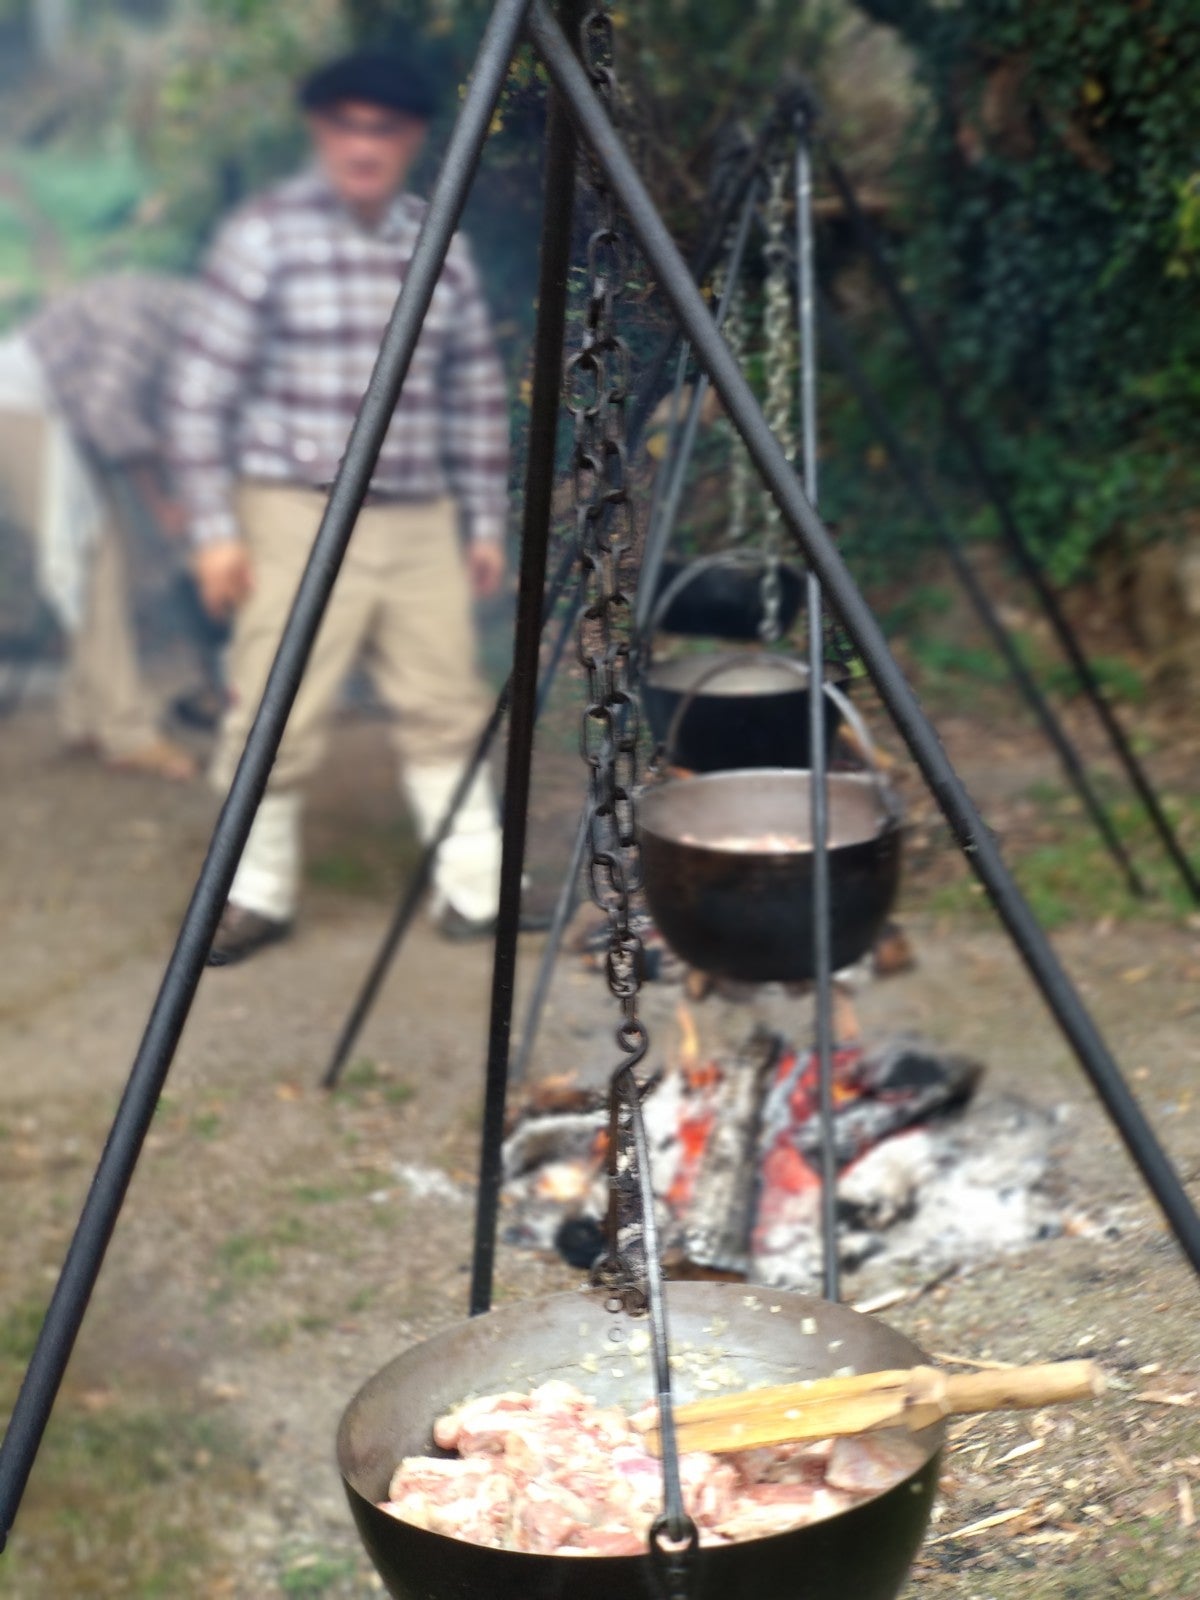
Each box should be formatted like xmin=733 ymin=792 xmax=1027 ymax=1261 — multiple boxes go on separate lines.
xmin=500 ymin=1007 xmax=1069 ymax=1287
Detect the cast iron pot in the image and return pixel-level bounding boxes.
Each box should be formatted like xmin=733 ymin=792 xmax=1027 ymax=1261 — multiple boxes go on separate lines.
xmin=638 ymin=767 xmax=903 ymax=983
xmin=653 ymin=554 xmax=803 ymax=640
xmin=338 ymin=1282 xmax=942 ymax=1600
xmin=641 ymin=653 xmax=849 ymax=772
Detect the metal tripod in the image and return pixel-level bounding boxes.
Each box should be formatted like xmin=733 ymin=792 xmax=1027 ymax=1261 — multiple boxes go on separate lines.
xmin=3 ymin=0 xmax=1198 ymax=1561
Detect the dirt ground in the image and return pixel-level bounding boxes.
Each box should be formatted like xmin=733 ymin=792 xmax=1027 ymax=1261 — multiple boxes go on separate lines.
xmin=0 ymin=669 xmax=1197 ymax=1598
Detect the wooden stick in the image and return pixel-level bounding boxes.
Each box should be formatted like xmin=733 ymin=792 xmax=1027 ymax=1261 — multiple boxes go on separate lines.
xmin=638 ymin=1361 xmax=1104 ymax=1456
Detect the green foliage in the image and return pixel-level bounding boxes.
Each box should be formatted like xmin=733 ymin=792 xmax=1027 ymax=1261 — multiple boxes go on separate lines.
xmin=849 ymin=0 xmax=1200 ymax=579
xmin=924 ymin=781 xmax=1200 ymax=930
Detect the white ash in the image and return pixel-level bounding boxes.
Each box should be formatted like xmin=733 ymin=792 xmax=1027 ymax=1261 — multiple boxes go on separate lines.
xmin=390 ymin=1162 xmax=468 ymax=1205
xmin=501 ymin=1076 xmax=1065 ymax=1288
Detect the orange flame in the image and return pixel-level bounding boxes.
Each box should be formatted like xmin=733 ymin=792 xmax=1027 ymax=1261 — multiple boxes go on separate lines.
xmin=676 ymin=1003 xmax=720 ymax=1090
xmin=676 ymin=1002 xmax=700 ymax=1073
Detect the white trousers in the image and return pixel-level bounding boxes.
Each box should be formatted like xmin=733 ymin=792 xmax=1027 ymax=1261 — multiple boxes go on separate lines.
xmin=229 ymin=763 xmax=502 ymax=926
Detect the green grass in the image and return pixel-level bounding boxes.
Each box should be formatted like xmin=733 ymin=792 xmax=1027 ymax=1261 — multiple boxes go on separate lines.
xmin=278 ymin=1548 xmax=362 ymax=1596
xmin=921 ymin=782 xmax=1200 ymax=929
xmin=0 ymin=1297 xmax=47 ymax=1365
xmin=190 ymin=1109 xmax=223 ymax=1139
xmin=0 ymin=1372 xmax=251 ymax=1597
xmin=215 ymin=1230 xmax=281 ymax=1285
xmin=293 ymin=1180 xmax=346 ymax=1205
xmin=334 ymin=1056 xmax=417 ymax=1106
xmin=306 ymin=820 xmax=422 ymax=898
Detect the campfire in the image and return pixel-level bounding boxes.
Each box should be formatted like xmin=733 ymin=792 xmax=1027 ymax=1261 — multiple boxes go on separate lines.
xmin=501 ymin=1005 xmax=1070 ymax=1287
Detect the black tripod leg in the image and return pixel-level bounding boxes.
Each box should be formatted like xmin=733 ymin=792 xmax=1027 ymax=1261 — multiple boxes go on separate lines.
xmin=528 ymin=0 xmax=1200 ymax=1275
xmin=510 ymin=793 xmax=592 ymax=1085
xmin=818 ymin=300 xmax=1148 ymax=901
xmin=319 ymin=536 xmax=576 ymax=1091
xmin=0 ymin=0 xmax=535 ymax=1547
xmin=793 ymin=119 xmax=840 ymax=1305
xmin=822 ymin=142 xmax=1200 ymax=905
xmin=633 ymin=179 xmax=759 ymax=635
xmin=469 ymin=42 xmax=579 ymax=1316
xmin=320 ymin=685 xmax=510 ymax=1091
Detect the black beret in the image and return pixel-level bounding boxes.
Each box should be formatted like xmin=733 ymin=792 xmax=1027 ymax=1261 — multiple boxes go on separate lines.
xmin=298 ymin=47 xmax=439 ymax=120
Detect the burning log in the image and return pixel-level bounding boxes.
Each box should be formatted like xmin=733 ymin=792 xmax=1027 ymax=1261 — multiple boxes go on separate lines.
xmin=500 ymin=1010 xmax=1064 ymax=1289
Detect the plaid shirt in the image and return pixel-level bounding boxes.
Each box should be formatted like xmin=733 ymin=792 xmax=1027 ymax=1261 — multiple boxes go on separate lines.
xmin=26 ymin=273 xmax=195 ymax=464
xmin=167 ymin=170 xmax=510 ymax=546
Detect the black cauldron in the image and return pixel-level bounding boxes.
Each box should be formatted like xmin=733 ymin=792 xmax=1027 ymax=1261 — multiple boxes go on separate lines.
xmin=641 ymin=654 xmax=849 ymax=772
xmin=638 ymin=768 xmax=903 ymax=983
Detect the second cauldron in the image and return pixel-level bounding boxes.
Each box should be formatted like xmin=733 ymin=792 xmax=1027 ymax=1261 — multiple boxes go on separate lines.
xmin=638 ymin=767 xmax=903 ymax=983
xmin=641 ymin=653 xmax=849 ymax=772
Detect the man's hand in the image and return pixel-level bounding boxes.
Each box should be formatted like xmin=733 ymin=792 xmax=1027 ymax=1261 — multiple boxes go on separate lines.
xmin=194 ymin=540 xmax=254 ymax=618
xmin=467 ymin=540 xmax=505 ymax=600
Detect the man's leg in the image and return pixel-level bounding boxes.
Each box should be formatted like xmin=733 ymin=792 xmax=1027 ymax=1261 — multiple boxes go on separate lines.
xmin=365 ymin=499 xmax=503 ymax=931
xmin=209 ymin=484 xmax=374 ymax=960
xmin=60 ymin=510 xmax=193 ymax=773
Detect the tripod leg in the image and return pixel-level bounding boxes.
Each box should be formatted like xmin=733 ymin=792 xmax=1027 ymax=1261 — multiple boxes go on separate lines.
xmin=0 ymin=0 xmax=537 ymax=1546
xmin=469 ymin=48 xmax=579 ymax=1316
xmin=510 ymin=793 xmax=592 ymax=1085
xmin=817 ymin=301 xmax=1147 ymax=901
xmin=822 ymin=143 xmax=1199 ymax=904
xmin=528 ymin=0 xmax=1200 ymax=1274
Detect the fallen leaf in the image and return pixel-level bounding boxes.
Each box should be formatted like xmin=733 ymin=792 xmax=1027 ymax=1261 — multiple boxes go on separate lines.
xmin=1180 ymin=1479 xmax=1195 ymax=1530
xmin=928 ymin=1505 xmax=1033 ymax=1544
xmin=78 ymin=1388 xmax=116 ymax=1413
xmin=995 ymin=1438 xmax=1044 ymax=1466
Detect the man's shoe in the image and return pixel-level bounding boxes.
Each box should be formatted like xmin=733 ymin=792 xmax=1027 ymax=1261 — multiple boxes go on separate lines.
xmin=434 ymin=905 xmax=554 ymax=942
xmin=104 ymin=736 xmax=198 ymax=783
xmin=207 ymin=904 xmax=292 ymax=967
xmin=435 ymin=904 xmax=495 ymax=942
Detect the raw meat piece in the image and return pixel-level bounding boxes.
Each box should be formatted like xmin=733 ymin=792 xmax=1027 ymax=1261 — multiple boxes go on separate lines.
xmin=380 ymin=1383 xmax=925 ymax=1556
xmin=824 ymin=1432 xmax=928 ymax=1496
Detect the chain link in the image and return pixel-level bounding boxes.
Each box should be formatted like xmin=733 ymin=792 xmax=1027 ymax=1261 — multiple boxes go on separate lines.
xmin=716 ymin=266 xmax=752 ymax=549
xmin=759 ymin=156 xmax=796 ymax=642
xmin=566 ymin=8 xmax=650 ymax=1304
xmin=566 ymin=11 xmax=697 ymax=1592
xmin=568 ymin=7 xmax=643 ymax=1063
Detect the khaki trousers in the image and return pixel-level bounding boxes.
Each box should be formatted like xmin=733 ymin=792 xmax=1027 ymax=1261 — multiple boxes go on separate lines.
xmin=216 ymin=483 xmax=501 ymax=923
xmin=0 ymin=406 xmax=158 ymax=757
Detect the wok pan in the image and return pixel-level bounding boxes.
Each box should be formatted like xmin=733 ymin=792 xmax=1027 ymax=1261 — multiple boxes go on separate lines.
xmin=641 ymin=654 xmax=849 ymax=772
xmin=338 ymin=1282 xmax=942 ymax=1600
xmin=652 ymin=553 xmax=803 ymax=640
xmin=638 ymin=767 xmax=902 ymax=984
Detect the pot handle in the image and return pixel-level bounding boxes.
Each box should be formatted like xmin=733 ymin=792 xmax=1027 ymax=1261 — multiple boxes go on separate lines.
xmin=642 ymin=550 xmax=783 ymax=662
xmin=661 ymin=655 xmax=904 ymax=824
xmin=660 ymin=651 xmax=784 ymax=769
xmin=821 ymin=679 xmax=905 ymax=826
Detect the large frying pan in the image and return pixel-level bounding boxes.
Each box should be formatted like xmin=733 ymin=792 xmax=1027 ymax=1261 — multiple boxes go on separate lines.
xmin=338 ymin=1282 xmax=942 ymax=1600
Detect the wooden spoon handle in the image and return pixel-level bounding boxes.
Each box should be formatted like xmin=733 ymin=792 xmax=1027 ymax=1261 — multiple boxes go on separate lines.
xmin=642 ymin=1360 xmax=1104 ymax=1456
xmin=942 ymin=1362 xmax=1103 ymax=1415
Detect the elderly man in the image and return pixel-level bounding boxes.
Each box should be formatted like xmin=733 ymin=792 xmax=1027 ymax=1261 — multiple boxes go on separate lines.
xmin=169 ymin=47 xmax=511 ymax=965
xmin=0 ymin=274 xmax=199 ymax=780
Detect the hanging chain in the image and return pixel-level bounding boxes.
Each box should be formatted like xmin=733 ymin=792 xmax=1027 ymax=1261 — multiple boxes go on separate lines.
xmin=564 ymin=11 xmax=697 ymax=1592
xmin=568 ymin=5 xmax=643 ymax=1096
xmin=566 ymin=5 xmax=652 ymax=1312
xmin=759 ymin=155 xmax=796 ymax=642
xmin=716 ymin=266 xmax=753 ymax=549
